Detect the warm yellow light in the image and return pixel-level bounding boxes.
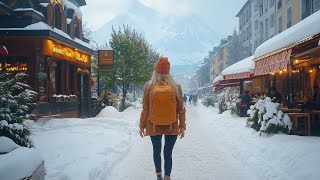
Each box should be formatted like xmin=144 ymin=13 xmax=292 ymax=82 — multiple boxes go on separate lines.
xmin=75 ymin=48 xmax=78 ymax=51
xmin=295 ymin=60 xmax=298 ymax=63
xmin=284 ymin=69 xmax=287 ymax=72
xmin=279 ymin=70 xmax=283 ymax=74
xmin=309 ymin=70 xmax=313 ymax=73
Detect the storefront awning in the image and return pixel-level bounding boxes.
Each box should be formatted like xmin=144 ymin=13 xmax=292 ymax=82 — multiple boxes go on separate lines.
xmin=212 ymin=79 xmax=240 ymax=91
xmin=0 ymin=45 xmax=8 ymax=56
xmin=212 ymin=75 xmax=223 ymax=86
xmin=222 ymin=56 xmax=254 ymax=80
xmin=254 ymin=49 xmax=292 ymax=76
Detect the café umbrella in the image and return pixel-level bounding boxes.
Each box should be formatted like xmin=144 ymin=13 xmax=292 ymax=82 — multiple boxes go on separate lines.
xmin=0 ymin=45 xmax=8 ymax=56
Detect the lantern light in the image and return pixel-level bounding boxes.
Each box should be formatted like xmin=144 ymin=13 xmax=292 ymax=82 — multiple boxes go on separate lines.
xmin=309 ymin=70 xmax=313 ymax=73
xmin=295 ymin=60 xmax=298 ymax=63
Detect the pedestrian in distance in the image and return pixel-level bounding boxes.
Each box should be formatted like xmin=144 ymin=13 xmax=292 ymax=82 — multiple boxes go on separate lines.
xmin=183 ymin=94 xmax=187 ymax=105
xmin=139 ymin=57 xmax=186 ymax=180
xmin=189 ymin=94 xmax=193 ymax=105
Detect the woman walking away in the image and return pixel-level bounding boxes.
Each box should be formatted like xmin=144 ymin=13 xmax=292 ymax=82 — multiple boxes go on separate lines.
xmin=139 ymin=57 xmax=186 ymax=180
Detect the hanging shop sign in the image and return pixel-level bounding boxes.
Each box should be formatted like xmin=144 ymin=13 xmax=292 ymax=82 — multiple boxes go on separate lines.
xmin=98 ymin=47 xmax=114 ymax=71
xmin=42 ymin=39 xmax=90 ymax=67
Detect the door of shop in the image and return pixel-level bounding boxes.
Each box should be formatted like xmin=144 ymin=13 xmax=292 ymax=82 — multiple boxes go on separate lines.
xmin=77 ymin=73 xmax=90 ymax=118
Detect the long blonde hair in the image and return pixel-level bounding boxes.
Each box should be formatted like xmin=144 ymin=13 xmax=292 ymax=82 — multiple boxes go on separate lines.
xmin=149 ymin=71 xmax=179 ymax=95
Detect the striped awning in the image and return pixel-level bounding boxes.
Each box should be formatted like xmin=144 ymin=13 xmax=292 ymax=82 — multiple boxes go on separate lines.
xmin=224 ymin=72 xmax=251 ymax=80
xmin=254 ymin=49 xmax=292 ymax=76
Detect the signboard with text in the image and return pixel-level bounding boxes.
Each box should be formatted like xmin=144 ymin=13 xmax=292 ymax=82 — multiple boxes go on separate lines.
xmin=98 ymin=48 xmax=114 ymax=71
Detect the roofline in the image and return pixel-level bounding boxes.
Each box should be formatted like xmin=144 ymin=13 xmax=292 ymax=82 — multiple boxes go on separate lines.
xmin=236 ymin=0 xmax=250 ymax=17
xmin=0 ymin=3 xmax=13 ymax=15
xmin=0 ymin=29 xmax=97 ymax=55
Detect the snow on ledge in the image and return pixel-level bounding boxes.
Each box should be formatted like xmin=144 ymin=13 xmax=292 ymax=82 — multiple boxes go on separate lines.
xmin=222 ymin=56 xmax=254 ymax=76
xmin=212 ymin=75 xmax=223 ymax=84
xmin=98 ymin=46 xmax=113 ymax=51
xmin=14 ymin=8 xmax=45 ymax=18
xmin=254 ymin=10 xmax=320 ymax=59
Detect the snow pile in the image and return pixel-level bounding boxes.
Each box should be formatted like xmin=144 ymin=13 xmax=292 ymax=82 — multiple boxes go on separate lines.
xmin=222 ymin=56 xmax=254 ymax=76
xmin=0 ymin=136 xmax=20 ymax=154
xmin=28 ymin=107 xmax=138 ymax=180
xmin=217 ymin=87 xmax=240 ymax=114
xmin=247 ymin=97 xmax=292 ymax=134
xmin=96 ymin=106 xmax=120 ymax=118
xmin=255 ymin=10 xmax=320 ymax=58
xmin=0 ymin=147 xmax=43 ymax=180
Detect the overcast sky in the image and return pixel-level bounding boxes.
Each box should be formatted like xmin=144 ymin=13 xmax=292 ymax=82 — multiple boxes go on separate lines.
xmin=81 ymin=0 xmax=247 ymax=36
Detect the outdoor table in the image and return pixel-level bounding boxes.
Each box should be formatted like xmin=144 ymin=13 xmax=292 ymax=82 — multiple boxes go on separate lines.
xmin=286 ymin=113 xmax=311 ymax=136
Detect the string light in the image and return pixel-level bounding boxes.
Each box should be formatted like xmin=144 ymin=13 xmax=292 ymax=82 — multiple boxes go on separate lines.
xmin=309 ymin=70 xmax=313 ymax=73
xmin=295 ymin=60 xmax=298 ymax=63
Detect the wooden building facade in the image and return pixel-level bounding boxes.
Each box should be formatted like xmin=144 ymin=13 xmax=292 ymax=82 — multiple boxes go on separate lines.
xmin=0 ymin=0 xmax=96 ymax=118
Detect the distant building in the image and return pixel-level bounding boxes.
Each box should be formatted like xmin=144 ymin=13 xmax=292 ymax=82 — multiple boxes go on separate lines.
xmin=0 ymin=0 xmax=96 ymax=118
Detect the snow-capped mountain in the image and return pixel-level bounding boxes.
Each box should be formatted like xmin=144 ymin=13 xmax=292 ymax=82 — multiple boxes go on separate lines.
xmin=92 ymin=1 xmax=222 ymax=66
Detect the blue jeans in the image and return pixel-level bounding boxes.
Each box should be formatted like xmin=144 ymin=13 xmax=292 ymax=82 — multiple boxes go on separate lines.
xmin=150 ymin=135 xmax=178 ymax=177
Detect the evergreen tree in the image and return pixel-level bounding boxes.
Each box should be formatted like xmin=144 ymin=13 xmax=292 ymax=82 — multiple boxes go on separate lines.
xmin=227 ymin=28 xmax=245 ymax=66
xmin=0 ymin=73 xmax=36 ymax=147
xmin=108 ymin=25 xmax=157 ymax=111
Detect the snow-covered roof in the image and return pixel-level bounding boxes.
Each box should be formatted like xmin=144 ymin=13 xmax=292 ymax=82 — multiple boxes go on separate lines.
xmin=212 ymin=75 xmax=223 ymax=84
xmin=0 ymin=22 xmax=94 ymax=50
xmin=254 ymin=10 xmax=320 ymax=59
xmin=14 ymin=8 xmax=44 ymax=18
xmin=222 ymin=56 xmax=254 ymax=76
xmin=62 ymin=0 xmax=83 ymax=17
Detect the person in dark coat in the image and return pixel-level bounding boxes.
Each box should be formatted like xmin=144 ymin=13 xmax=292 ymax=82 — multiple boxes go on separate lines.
xmin=241 ymin=90 xmax=251 ymax=104
xmin=269 ymin=87 xmax=282 ymax=103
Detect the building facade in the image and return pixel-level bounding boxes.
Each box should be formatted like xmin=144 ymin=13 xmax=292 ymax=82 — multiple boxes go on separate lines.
xmin=237 ymin=0 xmax=319 ymax=56
xmin=0 ymin=0 xmax=96 ymax=118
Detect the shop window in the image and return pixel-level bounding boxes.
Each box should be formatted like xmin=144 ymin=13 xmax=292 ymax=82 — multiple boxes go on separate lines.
xmin=55 ymin=61 xmax=62 ymax=95
xmin=69 ymin=65 xmax=75 ymax=94
xmin=0 ymin=57 xmax=28 ymax=72
xmin=38 ymin=57 xmax=47 ymax=102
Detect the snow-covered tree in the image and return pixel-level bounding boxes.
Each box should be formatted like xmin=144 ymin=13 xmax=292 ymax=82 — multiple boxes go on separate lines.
xmin=247 ymin=97 xmax=292 ymax=134
xmin=0 ymin=73 xmax=36 ymax=147
xmin=109 ymin=25 xmax=157 ymax=111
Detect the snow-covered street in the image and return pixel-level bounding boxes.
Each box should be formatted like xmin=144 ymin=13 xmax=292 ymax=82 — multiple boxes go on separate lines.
xmin=28 ymin=104 xmax=320 ymax=180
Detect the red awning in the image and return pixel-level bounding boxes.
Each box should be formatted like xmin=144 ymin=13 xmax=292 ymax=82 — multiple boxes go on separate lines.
xmin=254 ymin=49 xmax=292 ymax=76
xmin=212 ymin=79 xmax=240 ymax=91
xmin=223 ymin=72 xmax=251 ymax=80
xmin=0 ymin=45 xmax=8 ymax=56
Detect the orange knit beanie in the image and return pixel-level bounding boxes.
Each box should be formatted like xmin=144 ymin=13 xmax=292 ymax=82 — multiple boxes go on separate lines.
xmin=155 ymin=57 xmax=170 ymax=74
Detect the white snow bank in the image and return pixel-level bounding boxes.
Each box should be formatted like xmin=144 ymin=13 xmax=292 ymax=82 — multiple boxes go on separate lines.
xmin=0 ymin=137 xmax=20 ymax=154
xmin=96 ymin=106 xmax=120 ymax=118
xmin=0 ymin=147 xmax=43 ymax=180
xmin=204 ymin=105 xmax=320 ymax=180
xmin=222 ymin=56 xmax=254 ymax=75
xmin=255 ymin=10 xmax=320 ymax=58
xmin=29 ymin=112 xmax=138 ymax=180
xmin=213 ymin=75 xmax=223 ymax=84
